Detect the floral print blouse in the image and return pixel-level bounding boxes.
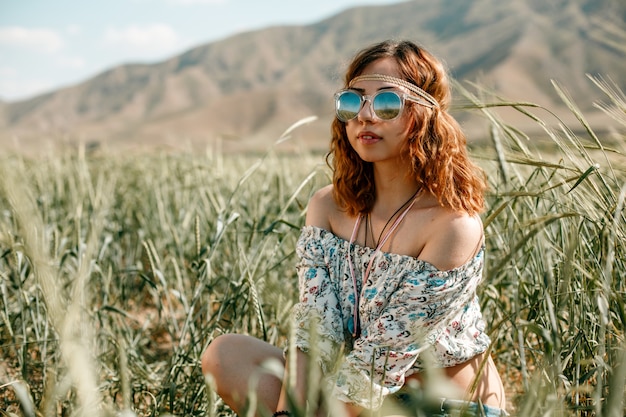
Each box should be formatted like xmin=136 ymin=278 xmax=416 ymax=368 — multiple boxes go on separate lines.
xmin=290 ymin=226 xmax=491 ymax=410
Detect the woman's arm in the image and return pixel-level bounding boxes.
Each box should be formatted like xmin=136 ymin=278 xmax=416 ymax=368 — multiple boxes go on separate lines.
xmin=275 ymin=349 xmax=309 ymax=414
xmin=276 ymin=186 xmax=364 ymax=417
xmin=276 ymin=348 xmax=364 ymax=417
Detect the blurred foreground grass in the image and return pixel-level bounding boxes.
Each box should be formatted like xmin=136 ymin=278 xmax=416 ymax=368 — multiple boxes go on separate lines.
xmin=0 ymin=78 xmax=625 ymax=416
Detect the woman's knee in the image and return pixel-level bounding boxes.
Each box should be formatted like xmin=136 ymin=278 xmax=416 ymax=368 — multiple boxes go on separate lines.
xmin=201 ymin=333 xmax=237 ymax=378
xmin=201 ymin=333 xmax=285 ymax=402
xmin=202 ymin=334 xmax=283 ymax=377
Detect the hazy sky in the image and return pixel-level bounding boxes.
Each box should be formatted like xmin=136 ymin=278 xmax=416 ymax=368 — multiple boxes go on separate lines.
xmin=0 ymin=0 xmax=406 ymax=102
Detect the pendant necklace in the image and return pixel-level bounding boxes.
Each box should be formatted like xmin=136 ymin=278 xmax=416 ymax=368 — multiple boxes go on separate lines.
xmin=347 ymin=189 xmax=421 ymax=339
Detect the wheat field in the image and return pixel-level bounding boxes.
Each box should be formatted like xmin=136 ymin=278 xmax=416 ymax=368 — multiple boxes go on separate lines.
xmin=1 ymin=77 xmax=625 ymax=417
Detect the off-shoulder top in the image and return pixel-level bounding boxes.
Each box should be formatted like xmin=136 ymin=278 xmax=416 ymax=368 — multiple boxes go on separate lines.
xmin=290 ymin=226 xmax=491 ymax=410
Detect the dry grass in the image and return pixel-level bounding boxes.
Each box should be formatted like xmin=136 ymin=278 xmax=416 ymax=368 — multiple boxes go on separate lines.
xmin=0 ymin=80 xmax=625 ymax=416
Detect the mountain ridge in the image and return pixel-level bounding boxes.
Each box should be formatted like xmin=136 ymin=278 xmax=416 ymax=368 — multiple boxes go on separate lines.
xmin=1 ymin=0 xmax=624 ymax=153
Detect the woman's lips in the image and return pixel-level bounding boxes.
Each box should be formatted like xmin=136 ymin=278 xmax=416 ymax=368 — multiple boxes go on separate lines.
xmin=357 ymin=131 xmax=381 ymax=144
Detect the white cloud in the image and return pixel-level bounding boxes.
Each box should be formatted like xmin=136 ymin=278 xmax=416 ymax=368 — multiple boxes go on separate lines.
xmin=0 ymin=26 xmax=64 ymax=53
xmin=65 ymin=25 xmax=82 ymax=36
xmin=103 ymin=24 xmax=180 ymax=51
xmin=0 ymin=75 xmax=54 ymax=101
xmin=0 ymin=66 xmax=18 ymax=77
xmin=57 ymin=56 xmax=86 ymax=69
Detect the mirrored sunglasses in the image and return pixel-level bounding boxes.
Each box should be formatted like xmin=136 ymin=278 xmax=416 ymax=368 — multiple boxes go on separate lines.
xmin=334 ymin=89 xmax=425 ymax=122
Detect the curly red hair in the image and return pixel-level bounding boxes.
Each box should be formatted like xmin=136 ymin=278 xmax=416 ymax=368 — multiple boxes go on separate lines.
xmin=327 ymin=40 xmax=486 ymax=217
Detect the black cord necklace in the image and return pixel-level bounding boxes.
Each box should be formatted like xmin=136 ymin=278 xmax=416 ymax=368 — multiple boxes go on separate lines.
xmin=365 ymin=188 xmax=420 ymax=247
xmin=348 ymin=187 xmax=422 ymax=339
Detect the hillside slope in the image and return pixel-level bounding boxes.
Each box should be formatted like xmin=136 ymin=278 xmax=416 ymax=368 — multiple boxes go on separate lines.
xmin=1 ymin=0 xmax=624 ymax=153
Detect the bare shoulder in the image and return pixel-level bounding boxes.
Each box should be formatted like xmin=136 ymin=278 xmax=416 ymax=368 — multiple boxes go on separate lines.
xmin=419 ymin=208 xmax=484 ymax=271
xmin=305 ymin=184 xmax=338 ymax=230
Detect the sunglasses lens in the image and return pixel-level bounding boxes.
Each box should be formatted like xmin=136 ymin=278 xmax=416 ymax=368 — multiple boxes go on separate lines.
xmin=336 ymin=91 xmax=362 ymax=122
xmin=372 ymin=91 xmax=402 ymax=120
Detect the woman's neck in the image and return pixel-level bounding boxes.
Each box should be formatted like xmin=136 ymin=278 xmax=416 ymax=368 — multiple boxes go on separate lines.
xmin=371 ymin=162 xmax=420 ymax=216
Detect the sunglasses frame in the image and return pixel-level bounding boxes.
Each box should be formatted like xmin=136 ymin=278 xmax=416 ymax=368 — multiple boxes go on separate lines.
xmin=334 ymin=89 xmax=427 ymax=122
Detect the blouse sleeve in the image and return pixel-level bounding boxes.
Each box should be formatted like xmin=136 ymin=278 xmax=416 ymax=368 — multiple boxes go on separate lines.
xmin=328 ymin=259 xmax=485 ymax=410
xmin=290 ymin=231 xmax=345 ymax=374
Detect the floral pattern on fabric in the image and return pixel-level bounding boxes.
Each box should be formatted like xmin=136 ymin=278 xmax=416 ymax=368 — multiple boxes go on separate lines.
xmin=291 ymin=226 xmax=491 ymax=410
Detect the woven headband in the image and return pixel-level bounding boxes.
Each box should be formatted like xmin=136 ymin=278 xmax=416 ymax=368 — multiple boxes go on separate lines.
xmin=348 ymin=74 xmax=439 ymax=108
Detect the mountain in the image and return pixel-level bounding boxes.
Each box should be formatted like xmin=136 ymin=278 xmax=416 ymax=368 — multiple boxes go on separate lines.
xmin=1 ymin=0 xmax=624 ymax=154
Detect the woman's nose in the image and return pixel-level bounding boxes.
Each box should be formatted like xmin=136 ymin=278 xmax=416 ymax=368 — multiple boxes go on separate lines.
xmin=357 ymin=97 xmax=375 ymax=122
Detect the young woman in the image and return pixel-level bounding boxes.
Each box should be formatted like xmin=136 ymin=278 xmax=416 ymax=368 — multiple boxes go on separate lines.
xmin=202 ymin=40 xmax=507 ymax=417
